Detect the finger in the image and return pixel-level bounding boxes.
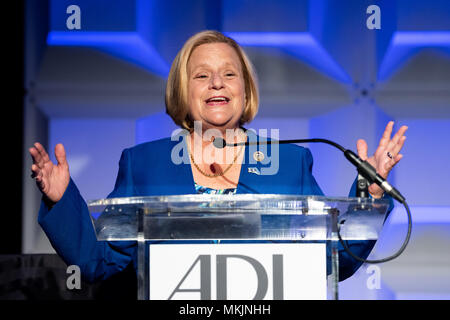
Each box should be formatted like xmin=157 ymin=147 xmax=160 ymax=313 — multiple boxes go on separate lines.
xmin=34 ymin=147 xmax=45 ymax=169
xmin=34 ymin=142 xmax=51 ymax=163
xmin=36 ymin=170 xmax=43 ymax=182
xmin=32 ymin=166 xmax=44 ymax=182
xmin=384 ymin=124 xmax=407 ymax=156
xmin=54 ymin=143 xmax=68 ymax=167
xmin=30 ymin=163 xmax=39 ymax=175
xmin=30 ymin=147 xmax=49 ymax=171
xmin=29 ymin=147 xmax=42 ymax=165
xmin=394 ymin=153 xmax=403 ymax=163
xmin=390 ymin=125 xmax=408 ymax=146
xmin=385 ymin=153 xmax=403 ymax=173
xmin=31 ymin=163 xmax=44 ymax=178
xmin=35 ymin=177 xmax=45 ymax=190
xmin=33 ymin=142 xmax=50 ymax=169
xmin=391 ymin=135 xmax=406 ymax=155
xmin=379 ymin=121 xmax=394 ymax=148
xmin=356 ymin=139 xmax=368 ymax=160
xmin=30 ymin=165 xmax=37 ymax=178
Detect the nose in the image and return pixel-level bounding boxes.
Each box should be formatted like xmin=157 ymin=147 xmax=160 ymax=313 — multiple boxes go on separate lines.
xmin=209 ymin=73 xmax=224 ymax=90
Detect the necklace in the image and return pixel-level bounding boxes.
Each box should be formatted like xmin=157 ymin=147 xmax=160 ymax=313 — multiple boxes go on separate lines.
xmin=187 ymin=132 xmax=247 ymax=178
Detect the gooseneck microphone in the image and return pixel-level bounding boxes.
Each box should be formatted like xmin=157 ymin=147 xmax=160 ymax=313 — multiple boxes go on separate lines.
xmin=213 ymin=137 xmax=405 ymax=202
xmin=213 ymin=136 xmax=412 ymax=264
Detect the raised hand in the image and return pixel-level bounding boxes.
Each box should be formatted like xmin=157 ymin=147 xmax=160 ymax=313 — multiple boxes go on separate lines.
xmin=356 ymin=121 xmax=408 ymax=198
xmin=29 ymin=142 xmax=70 ymax=204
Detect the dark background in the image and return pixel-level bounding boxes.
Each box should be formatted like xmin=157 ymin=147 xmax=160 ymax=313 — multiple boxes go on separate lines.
xmin=2 ymin=1 xmax=24 ymax=254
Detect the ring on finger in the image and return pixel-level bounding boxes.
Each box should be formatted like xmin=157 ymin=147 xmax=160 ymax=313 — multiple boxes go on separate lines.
xmin=387 ymin=151 xmax=393 ymax=159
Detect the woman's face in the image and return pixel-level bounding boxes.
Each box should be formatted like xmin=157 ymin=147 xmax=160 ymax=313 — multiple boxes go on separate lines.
xmin=187 ymin=42 xmax=246 ymax=132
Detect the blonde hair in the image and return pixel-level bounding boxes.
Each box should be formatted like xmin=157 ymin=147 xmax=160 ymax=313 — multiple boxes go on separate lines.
xmin=165 ymin=30 xmax=259 ymax=131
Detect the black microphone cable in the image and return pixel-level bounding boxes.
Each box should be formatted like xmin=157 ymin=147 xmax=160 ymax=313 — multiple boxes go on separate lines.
xmin=214 ymin=136 xmax=412 ymax=264
xmin=337 ymin=200 xmax=412 ymax=263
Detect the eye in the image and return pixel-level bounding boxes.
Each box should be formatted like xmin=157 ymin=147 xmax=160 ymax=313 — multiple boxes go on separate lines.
xmin=225 ymin=72 xmax=236 ymax=77
xmin=195 ymin=73 xmax=208 ymax=79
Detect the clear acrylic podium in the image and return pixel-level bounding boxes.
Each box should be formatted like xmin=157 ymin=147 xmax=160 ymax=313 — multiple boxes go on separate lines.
xmin=88 ymin=194 xmax=389 ymax=300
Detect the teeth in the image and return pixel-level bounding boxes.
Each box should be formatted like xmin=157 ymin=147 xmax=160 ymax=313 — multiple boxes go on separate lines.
xmin=207 ymin=97 xmax=228 ymax=102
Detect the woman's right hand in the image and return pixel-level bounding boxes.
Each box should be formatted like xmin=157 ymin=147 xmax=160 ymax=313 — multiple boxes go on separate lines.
xmin=29 ymin=142 xmax=70 ymax=204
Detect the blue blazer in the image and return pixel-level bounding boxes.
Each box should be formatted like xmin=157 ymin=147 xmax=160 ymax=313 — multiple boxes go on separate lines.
xmin=38 ymin=131 xmax=389 ymax=283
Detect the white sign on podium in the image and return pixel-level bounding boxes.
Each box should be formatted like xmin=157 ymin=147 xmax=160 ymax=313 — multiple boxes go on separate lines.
xmin=149 ymin=243 xmax=326 ymax=300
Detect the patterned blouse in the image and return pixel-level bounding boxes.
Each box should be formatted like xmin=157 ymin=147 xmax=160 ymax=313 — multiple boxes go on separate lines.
xmin=194 ymin=182 xmax=237 ymax=195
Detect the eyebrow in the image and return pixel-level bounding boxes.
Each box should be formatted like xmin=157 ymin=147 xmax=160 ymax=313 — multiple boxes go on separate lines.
xmin=190 ymin=62 xmax=239 ymax=73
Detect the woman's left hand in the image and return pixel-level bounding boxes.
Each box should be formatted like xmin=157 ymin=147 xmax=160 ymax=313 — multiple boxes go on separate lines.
xmin=356 ymin=121 xmax=408 ymax=198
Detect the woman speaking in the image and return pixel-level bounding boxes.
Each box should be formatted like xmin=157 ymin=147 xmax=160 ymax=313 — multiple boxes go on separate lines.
xmin=29 ymin=31 xmax=407 ymax=284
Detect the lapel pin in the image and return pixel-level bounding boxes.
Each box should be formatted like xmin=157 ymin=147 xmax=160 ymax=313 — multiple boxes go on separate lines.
xmin=253 ymin=151 xmax=265 ymax=162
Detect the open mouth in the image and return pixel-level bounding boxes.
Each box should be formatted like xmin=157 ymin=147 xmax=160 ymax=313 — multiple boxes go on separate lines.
xmin=205 ymin=96 xmax=230 ymax=106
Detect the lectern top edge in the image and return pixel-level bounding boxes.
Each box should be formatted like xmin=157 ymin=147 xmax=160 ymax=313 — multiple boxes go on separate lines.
xmin=87 ymin=193 xmax=390 ymax=207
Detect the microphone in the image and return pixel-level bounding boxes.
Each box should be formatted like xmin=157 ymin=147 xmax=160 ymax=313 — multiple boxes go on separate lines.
xmin=343 ymin=149 xmax=405 ymax=203
xmin=212 ymin=137 xmax=227 ymax=149
xmin=212 ymin=136 xmax=405 ymax=203
xmin=213 ymin=135 xmax=412 ymax=264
